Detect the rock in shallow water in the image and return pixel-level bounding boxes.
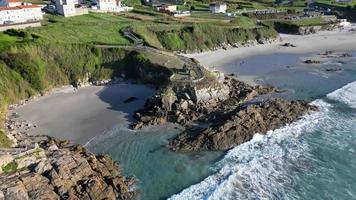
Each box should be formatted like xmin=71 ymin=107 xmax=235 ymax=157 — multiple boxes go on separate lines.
xmin=169 ymin=99 xmax=317 ymax=151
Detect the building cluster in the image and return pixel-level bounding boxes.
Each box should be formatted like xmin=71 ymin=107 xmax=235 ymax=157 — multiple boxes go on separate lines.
xmin=0 ymin=0 xmax=43 ymax=26
xmin=50 ymin=0 xmax=132 ymax=17
xmin=144 ymin=0 xmax=191 ymax=17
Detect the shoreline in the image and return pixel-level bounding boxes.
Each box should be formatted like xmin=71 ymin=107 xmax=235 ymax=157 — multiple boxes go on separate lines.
xmin=8 ymin=83 xmax=155 ymax=145
xmin=185 ymin=26 xmax=356 ymax=68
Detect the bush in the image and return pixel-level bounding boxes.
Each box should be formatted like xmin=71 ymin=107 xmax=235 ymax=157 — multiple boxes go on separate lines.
xmin=2 ymin=161 xmax=18 ymax=174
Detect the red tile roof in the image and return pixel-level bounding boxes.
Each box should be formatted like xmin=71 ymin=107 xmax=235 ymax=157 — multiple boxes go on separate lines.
xmin=0 ymin=5 xmax=41 ymax=11
xmin=0 ymin=6 xmax=20 ymax=10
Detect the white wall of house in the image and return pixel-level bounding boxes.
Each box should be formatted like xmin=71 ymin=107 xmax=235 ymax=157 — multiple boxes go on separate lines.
xmin=97 ymin=0 xmax=120 ymax=12
xmin=209 ymin=3 xmax=227 ymax=14
xmin=161 ymin=5 xmax=176 ymax=12
xmin=0 ymin=5 xmax=43 ymax=25
xmin=55 ymin=0 xmax=76 ymax=17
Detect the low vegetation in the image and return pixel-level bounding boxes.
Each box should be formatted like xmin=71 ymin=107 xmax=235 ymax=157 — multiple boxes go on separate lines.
xmin=132 ymin=23 xmax=277 ymax=51
xmin=1 ymin=161 xmax=18 ymax=174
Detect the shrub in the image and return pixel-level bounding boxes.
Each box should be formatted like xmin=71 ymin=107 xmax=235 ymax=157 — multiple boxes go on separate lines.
xmin=2 ymin=161 xmax=18 ymax=174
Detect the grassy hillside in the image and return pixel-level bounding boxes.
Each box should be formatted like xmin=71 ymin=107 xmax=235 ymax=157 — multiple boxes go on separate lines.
xmin=27 ymin=14 xmax=133 ymax=45
xmin=132 ymin=23 xmax=278 ymax=51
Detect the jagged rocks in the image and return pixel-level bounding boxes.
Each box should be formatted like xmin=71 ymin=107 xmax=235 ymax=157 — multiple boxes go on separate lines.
xmin=0 ymin=137 xmax=136 ymax=200
xmin=169 ymin=99 xmax=317 ymax=151
xmin=132 ymin=76 xmax=276 ymax=129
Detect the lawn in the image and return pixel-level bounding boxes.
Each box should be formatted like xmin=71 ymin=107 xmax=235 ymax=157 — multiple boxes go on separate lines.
xmin=27 ymin=13 xmax=135 ymax=45
xmin=292 ymin=16 xmax=328 ymax=26
xmin=0 ymin=33 xmax=19 ymax=50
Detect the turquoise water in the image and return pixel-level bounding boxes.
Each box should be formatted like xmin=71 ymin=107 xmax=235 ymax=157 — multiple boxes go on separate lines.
xmin=170 ymin=52 xmax=356 ymax=199
xmin=86 ymin=124 xmax=222 ymax=199
xmin=88 ymin=51 xmax=356 ymax=200
xmin=170 ymin=81 xmax=356 ymax=200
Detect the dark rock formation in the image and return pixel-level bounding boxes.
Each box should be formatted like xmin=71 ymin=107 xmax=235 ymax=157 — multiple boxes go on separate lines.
xmin=169 ymin=99 xmax=317 ymax=151
xmin=123 ymin=97 xmax=138 ymax=104
xmin=304 ymin=59 xmax=322 ymax=64
xmin=132 ymin=77 xmax=277 ymax=129
xmin=281 ymin=42 xmax=296 ymax=47
xmin=0 ymin=137 xmax=136 ymax=200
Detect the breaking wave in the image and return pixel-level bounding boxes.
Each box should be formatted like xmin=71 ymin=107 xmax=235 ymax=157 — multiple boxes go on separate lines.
xmin=169 ymin=81 xmax=356 ymax=200
xmin=327 ymin=81 xmax=356 ymax=108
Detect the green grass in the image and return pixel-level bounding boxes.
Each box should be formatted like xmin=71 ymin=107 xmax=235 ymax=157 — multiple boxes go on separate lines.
xmin=291 ymin=17 xmax=328 ymax=26
xmin=132 ymin=22 xmax=277 ymax=52
xmin=0 ymin=130 xmax=11 ymax=148
xmin=1 ymin=161 xmax=17 ymax=174
xmin=27 ymin=13 xmax=133 ymax=45
xmin=0 ymin=33 xmax=19 ymax=50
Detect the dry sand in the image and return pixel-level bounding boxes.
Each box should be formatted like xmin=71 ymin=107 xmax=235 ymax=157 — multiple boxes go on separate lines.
xmin=10 ymin=84 xmax=155 ymax=145
xmin=185 ymin=25 xmax=356 ymax=68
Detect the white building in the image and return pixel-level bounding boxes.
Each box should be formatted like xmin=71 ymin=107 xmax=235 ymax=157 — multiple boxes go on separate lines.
xmin=1 ymin=0 xmax=22 ymax=7
xmin=97 ymin=0 xmax=121 ymax=12
xmin=55 ymin=0 xmax=76 ymax=17
xmin=158 ymin=4 xmax=177 ymax=13
xmin=0 ymin=3 xmax=43 ymax=25
xmin=209 ymin=2 xmax=227 ymax=14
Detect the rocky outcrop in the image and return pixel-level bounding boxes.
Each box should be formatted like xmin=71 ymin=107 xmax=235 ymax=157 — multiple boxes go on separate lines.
xmin=0 ymin=137 xmax=136 ymax=200
xmin=169 ymin=99 xmax=317 ymax=151
xmin=132 ymin=76 xmax=276 ymax=129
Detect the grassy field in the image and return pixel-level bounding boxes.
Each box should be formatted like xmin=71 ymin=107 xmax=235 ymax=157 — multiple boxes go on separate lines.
xmin=0 ymin=33 xmax=20 ymax=50
xmin=27 ymin=13 xmax=134 ymax=45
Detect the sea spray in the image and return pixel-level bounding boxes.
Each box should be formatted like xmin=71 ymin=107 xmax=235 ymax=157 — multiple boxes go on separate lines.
xmin=327 ymin=81 xmax=356 ymax=108
xmin=170 ymin=81 xmax=356 ymax=200
xmin=169 ymin=99 xmax=330 ymax=200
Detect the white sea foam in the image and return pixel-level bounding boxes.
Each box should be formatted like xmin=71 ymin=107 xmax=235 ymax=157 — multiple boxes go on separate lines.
xmin=327 ymin=81 xmax=356 ymax=108
xmin=169 ymin=99 xmax=333 ymax=200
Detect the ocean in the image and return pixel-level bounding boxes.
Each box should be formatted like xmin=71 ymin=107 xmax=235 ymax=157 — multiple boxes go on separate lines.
xmin=87 ymin=51 xmax=356 ymax=200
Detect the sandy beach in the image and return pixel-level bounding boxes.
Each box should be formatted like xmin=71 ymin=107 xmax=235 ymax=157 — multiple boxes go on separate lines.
xmin=186 ymin=26 xmax=356 ymax=68
xmin=8 ymin=27 xmax=356 ymax=146
xmin=9 ymin=84 xmax=155 ymax=145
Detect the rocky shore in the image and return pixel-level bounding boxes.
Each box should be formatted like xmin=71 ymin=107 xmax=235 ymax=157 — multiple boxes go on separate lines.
xmin=132 ymin=72 xmax=317 ymax=152
xmin=169 ymin=99 xmax=317 ymax=151
xmin=132 ymin=76 xmax=276 ymax=129
xmin=0 ymin=119 xmax=136 ymax=200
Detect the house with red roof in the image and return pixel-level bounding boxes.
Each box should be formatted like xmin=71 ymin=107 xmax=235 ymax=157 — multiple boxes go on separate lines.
xmin=0 ymin=0 xmax=44 ymax=26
